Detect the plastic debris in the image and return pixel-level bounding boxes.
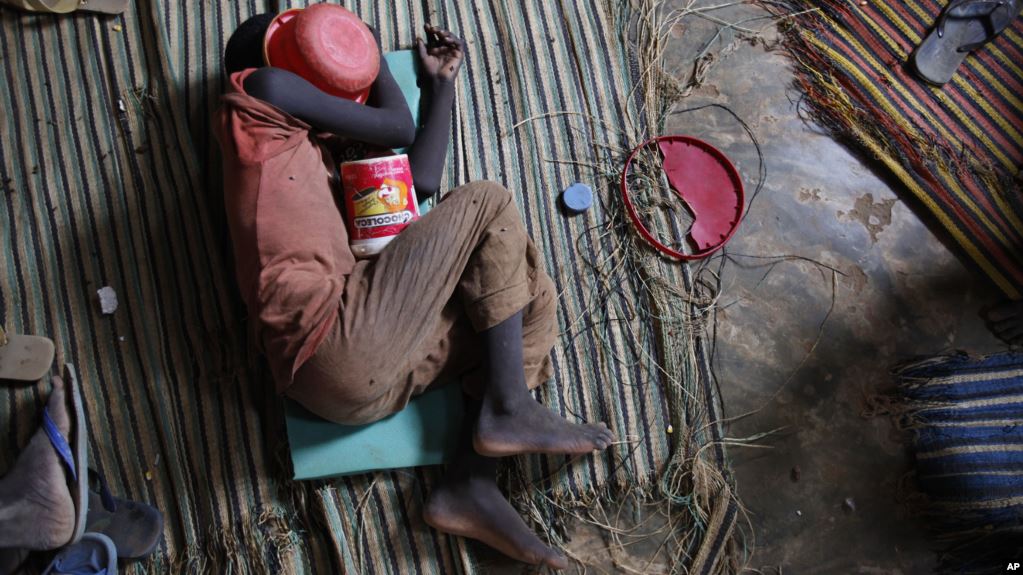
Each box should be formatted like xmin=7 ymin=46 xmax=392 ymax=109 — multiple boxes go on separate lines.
xmin=117 ymin=99 xmax=126 ymax=113
xmin=561 ymin=182 xmax=593 ymax=214
xmin=621 ymin=136 xmax=744 ymax=260
xmin=97 ymin=286 xmax=118 ymax=315
xmin=795 ymin=510 xmax=802 ymax=517
xmin=843 ymin=497 xmax=856 ymax=513
xmin=112 ymin=24 xmax=123 ymax=32
xmin=666 ymin=424 xmax=674 ymax=434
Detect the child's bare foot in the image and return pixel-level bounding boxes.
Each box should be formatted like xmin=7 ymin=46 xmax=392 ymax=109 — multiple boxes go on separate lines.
xmin=474 ymin=397 xmax=614 ymax=457
xmin=424 ymin=474 xmax=568 ymax=570
xmin=983 ymin=301 xmax=1023 ymax=344
xmin=0 ymin=376 xmax=76 ymax=550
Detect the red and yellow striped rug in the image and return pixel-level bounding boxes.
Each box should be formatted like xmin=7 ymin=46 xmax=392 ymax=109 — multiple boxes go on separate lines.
xmin=770 ymin=0 xmax=1023 ymax=297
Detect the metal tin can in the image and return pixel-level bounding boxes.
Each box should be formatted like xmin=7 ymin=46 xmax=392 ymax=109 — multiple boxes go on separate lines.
xmin=340 ymin=154 xmax=420 ymax=258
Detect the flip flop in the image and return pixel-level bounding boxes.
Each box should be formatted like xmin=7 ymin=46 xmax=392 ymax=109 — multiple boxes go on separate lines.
xmin=77 ymin=0 xmax=128 ymax=14
xmin=912 ymin=0 xmax=1023 ymax=86
xmin=0 ymin=367 xmax=88 ymax=573
xmin=0 ymin=0 xmax=127 ymax=13
xmin=85 ymin=471 xmax=164 ymax=560
xmin=0 ymin=326 xmax=55 ymax=383
xmin=42 ymin=533 xmax=117 ymax=575
xmin=45 ymin=365 xmax=90 ymax=545
xmin=0 ymin=0 xmax=81 ymax=12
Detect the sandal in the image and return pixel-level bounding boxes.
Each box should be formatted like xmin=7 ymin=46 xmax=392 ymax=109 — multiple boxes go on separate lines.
xmin=85 ymin=470 xmax=164 ymax=560
xmin=0 ymin=0 xmax=127 ymax=14
xmin=0 ymin=326 xmax=55 ymax=383
xmin=0 ymin=366 xmax=88 ymax=574
xmin=42 ymin=533 xmax=117 ymax=575
xmin=49 ymin=365 xmax=90 ymax=546
xmin=912 ymin=0 xmax=1023 ymax=86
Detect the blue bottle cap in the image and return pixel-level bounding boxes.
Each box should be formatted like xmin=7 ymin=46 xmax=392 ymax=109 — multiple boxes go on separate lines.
xmin=561 ymin=182 xmax=593 ymax=214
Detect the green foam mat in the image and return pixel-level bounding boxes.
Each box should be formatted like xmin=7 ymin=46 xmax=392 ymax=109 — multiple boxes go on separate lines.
xmin=285 ymin=384 xmax=464 ymax=480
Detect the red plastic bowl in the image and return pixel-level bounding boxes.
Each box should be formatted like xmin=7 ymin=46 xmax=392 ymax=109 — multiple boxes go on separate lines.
xmin=296 ymin=4 xmax=379 ymax=94
xmin=264 ymin=10 xmax=304 ymax=74
xmin=263 ymin=5 xmax=375 ymax=103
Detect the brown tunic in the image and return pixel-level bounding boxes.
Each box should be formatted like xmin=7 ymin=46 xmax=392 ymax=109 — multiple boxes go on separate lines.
xmin=214 ymin=69 xmax=354 ymax=391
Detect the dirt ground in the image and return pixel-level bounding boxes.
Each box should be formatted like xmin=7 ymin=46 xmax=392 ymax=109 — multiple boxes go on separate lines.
xmin=490 ymin=3 xmax=1008 ymax=573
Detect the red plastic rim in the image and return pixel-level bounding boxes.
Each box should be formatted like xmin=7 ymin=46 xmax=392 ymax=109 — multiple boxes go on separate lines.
xmin=263 ymin=7 xmax=371 ymax=104
xmin=620 ymin=135 xmax=744 ymax=261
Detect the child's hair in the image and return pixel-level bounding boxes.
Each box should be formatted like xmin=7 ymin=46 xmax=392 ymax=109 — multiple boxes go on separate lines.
xmin=224 ymin=13 xmax=276 ymax=75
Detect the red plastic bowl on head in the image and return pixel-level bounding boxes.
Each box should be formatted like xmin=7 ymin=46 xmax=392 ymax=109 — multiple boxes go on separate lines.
xmin=264 ymin=10 xmax=305 ymax=74
xmin=263 ymin=4 xmax=376 ymax=103
xmin=295 ymin=4 xmax=379 ymax=94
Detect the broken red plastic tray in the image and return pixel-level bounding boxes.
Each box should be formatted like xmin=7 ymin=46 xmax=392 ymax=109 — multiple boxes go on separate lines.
xmin=620 ymin=135 xmax=744 ymax=260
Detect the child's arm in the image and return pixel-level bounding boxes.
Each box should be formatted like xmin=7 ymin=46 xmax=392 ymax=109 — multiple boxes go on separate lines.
xmin=407 ymin=25 xmax=464 ymax=200
xmin=244 ymin=55 xmax=416 ymax=150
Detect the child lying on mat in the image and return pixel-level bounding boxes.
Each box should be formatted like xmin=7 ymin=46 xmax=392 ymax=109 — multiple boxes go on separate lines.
xmin=215 ymin=8 xmax=613 ymax=570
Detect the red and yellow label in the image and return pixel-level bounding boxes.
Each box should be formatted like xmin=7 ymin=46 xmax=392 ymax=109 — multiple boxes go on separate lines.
xmin=341 ymin=155 xmax=419 ymax=241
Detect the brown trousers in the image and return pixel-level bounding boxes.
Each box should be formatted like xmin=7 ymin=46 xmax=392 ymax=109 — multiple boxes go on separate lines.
xmin=287 ymin=181 xmax=557 ymax=425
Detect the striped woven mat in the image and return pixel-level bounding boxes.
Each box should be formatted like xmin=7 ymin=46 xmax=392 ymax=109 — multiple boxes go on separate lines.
xmin=0 ymin=1 xmax=739 ymax=573
xmin=767 ymin=0 xmax=1023 ymax=297
xmin=894 ymin=352 xmax=1023 ymax=573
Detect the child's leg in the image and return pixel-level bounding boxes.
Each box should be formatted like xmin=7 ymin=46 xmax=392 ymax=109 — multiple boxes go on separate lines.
xmin=473 ymin=309 xmax=613 ymax=457
xmin=423 ymin=399 xmax=569 ymax=570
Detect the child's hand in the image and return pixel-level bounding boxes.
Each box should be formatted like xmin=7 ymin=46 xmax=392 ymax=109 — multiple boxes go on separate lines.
xmin=416 ymin=24 xmax=464 ymax=83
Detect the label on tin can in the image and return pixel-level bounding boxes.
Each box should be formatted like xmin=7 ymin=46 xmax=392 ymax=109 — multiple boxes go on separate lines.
xmin=340 ymin=154 xmax=419 ymax=242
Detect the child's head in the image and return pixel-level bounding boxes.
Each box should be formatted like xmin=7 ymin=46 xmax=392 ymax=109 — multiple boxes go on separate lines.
xmin=224 ymin=13 xmax=275 ymax=75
